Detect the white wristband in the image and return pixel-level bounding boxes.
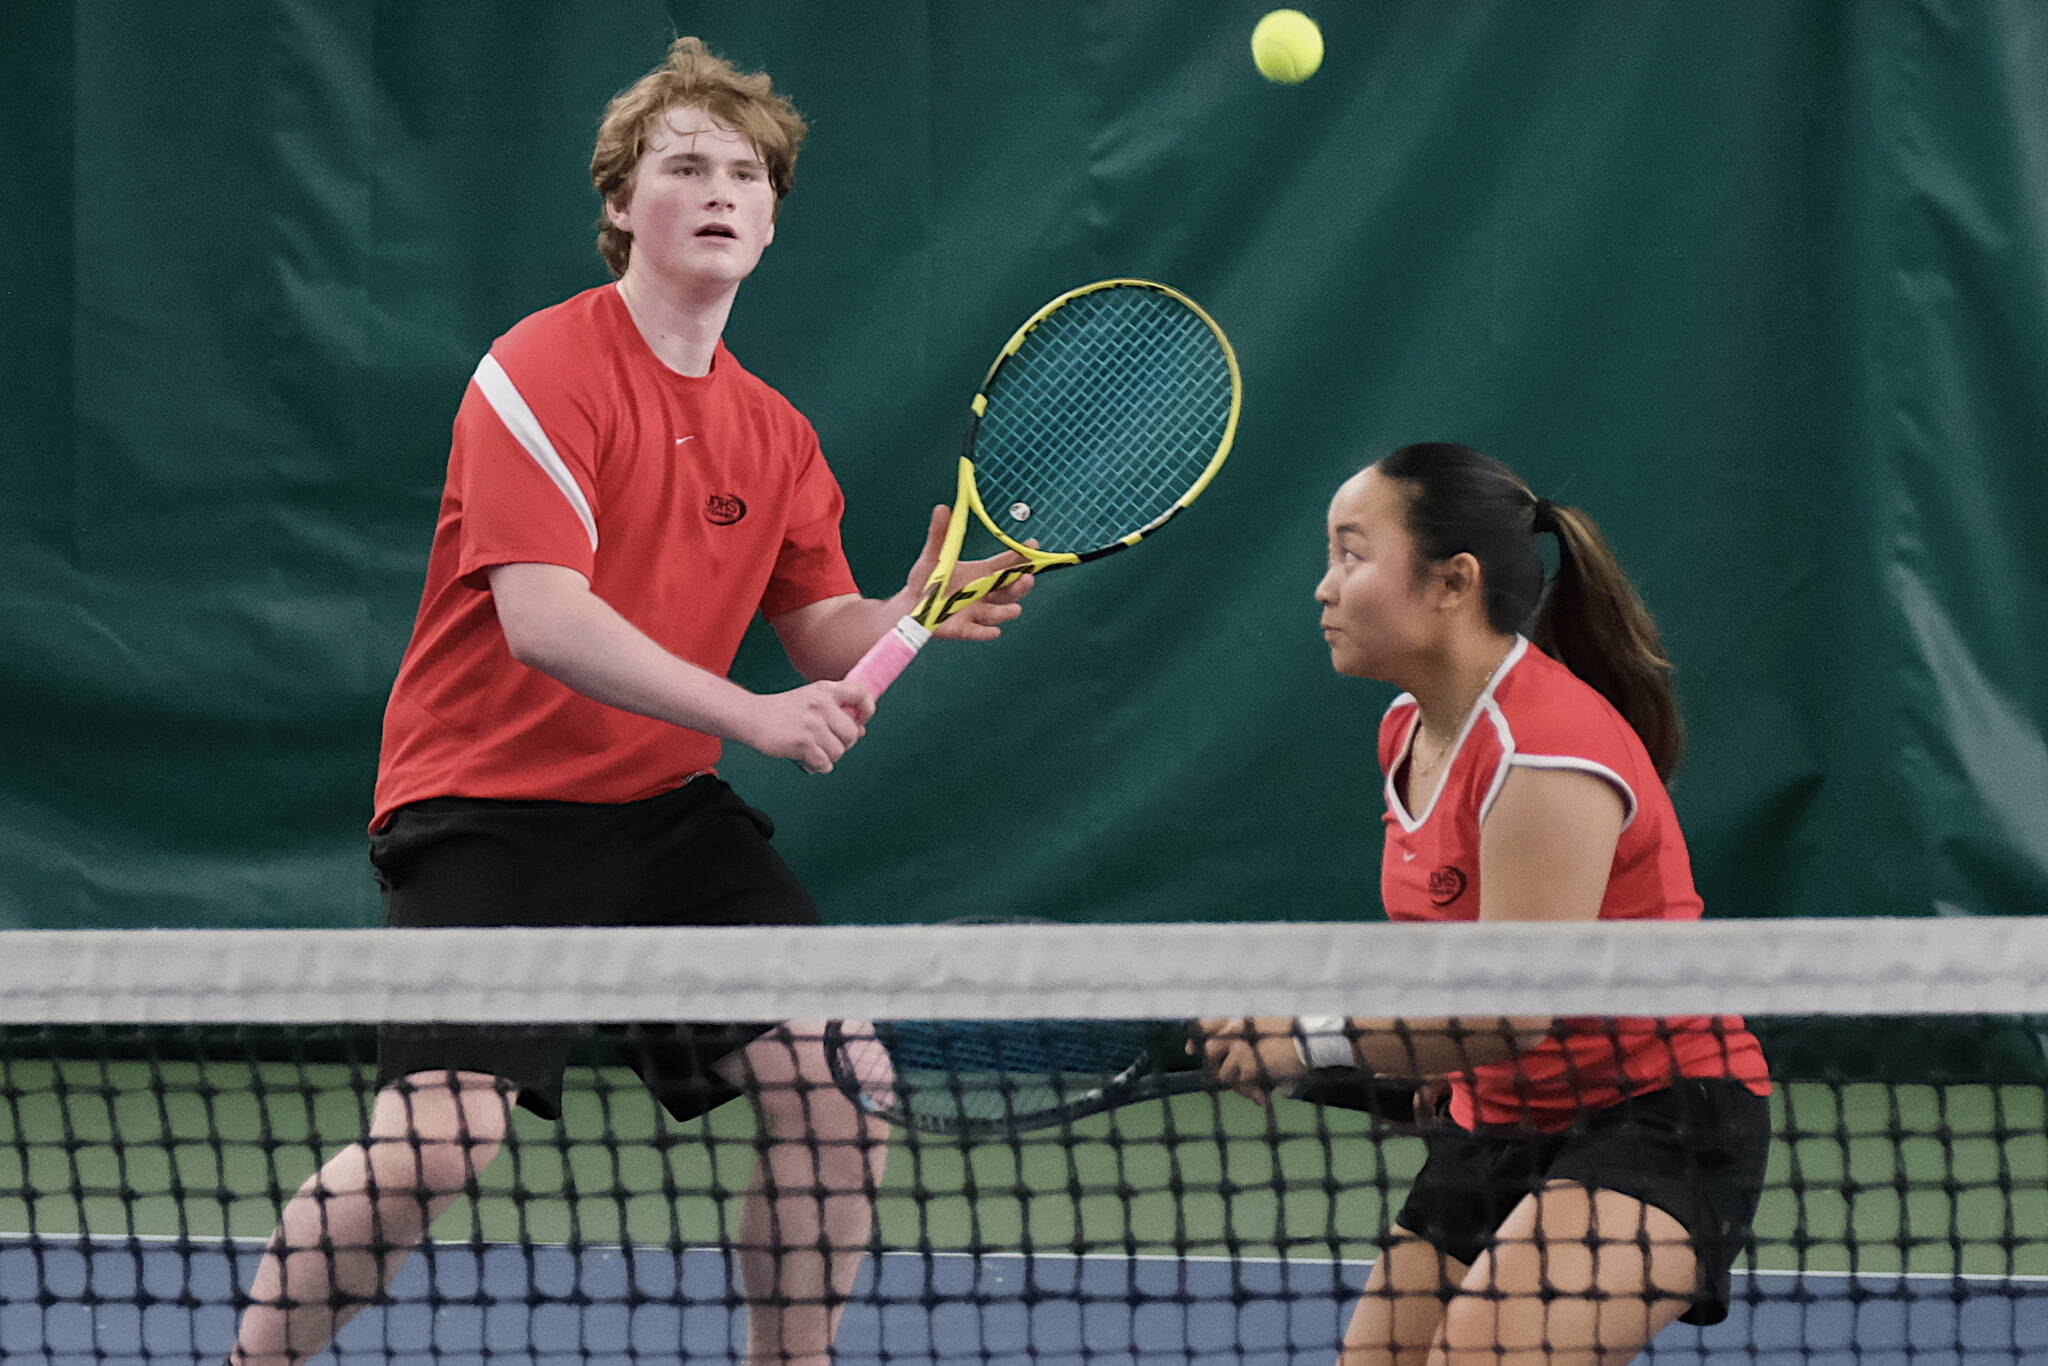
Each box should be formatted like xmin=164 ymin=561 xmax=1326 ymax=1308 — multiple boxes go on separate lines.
xmin=1293 ymin=1015 xmax=1355 ymax=1070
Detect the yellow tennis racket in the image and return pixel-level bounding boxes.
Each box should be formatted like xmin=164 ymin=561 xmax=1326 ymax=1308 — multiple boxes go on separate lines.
xmin=844 ymin=279 xmax=1242 ymax=706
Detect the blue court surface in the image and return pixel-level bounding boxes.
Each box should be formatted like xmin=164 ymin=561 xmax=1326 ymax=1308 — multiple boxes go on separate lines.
xmin=4 ymin=1238 xmax=2046 ymax=1364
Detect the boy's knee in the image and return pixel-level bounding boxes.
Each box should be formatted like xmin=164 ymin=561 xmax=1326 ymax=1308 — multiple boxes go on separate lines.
xmin=365 ymin=1078 xmax=511 ymax=1191
xmin=753 ymin=1075 xmax=889 ymax=1151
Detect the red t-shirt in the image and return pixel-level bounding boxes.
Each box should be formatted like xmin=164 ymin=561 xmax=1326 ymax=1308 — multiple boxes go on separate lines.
xmin=372 ymin=285 xmax=859 ymax=827
xmin=1379 ymin=637 xmax=1769 ymax=1130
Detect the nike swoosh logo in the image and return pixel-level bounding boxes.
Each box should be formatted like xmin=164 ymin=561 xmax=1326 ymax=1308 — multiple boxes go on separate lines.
xmin=675 ymin=435 xmax=695 ymax=445
xmin=1402 ymin=851 xmax=1418 ymax=862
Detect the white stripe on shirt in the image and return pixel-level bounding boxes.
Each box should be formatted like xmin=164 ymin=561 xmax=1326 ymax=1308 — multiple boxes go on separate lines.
xmin=471 ymin=353 xmax=599 ymax=552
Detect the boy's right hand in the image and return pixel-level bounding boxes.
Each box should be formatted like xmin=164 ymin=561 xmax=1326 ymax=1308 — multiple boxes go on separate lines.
xmin=741 ymin=680 xmax=875 ymax=774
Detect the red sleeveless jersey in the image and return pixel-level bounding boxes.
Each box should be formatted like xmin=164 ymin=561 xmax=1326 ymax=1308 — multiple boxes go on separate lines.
xmin=373 ymin=286 xmax=859 ymax=828
xmin=1378 ymin=638 xmax=1769 ymax=1130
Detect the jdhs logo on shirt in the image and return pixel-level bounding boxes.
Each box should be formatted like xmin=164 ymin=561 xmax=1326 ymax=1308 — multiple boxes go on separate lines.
xmin=1428 ymin=865 xmax=1468 ymax=906
xmin=704 ymin=494 xmax=747 ymax=525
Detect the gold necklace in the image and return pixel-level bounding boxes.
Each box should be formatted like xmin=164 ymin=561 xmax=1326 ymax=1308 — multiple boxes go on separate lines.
xmin=1410 ymin=643 xmax=1515 ymax=780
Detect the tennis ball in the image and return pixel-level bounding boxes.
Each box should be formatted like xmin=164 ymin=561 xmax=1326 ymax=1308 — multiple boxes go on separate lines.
xmin=1251 ymin=9 xmax=1323 ymax=85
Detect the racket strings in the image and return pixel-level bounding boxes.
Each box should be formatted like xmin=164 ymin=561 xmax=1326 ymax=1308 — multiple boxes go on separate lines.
xmin=973 ymin=287 xmax=1234 ymax=554
xmin=874 ymin=1019 xmax=1167 ymax=1126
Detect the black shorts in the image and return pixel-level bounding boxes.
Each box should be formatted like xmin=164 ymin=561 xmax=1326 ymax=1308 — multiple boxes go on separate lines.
xmin=367 ymin=776 xmax=817 ymax=1123
xmin=1395 ymin=1078 xmax=1771 ymax=1326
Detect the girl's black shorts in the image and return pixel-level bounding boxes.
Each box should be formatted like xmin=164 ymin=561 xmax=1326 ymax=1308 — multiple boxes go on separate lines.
xmin=1395 ymin=1078 xmax=1772 ymax=1326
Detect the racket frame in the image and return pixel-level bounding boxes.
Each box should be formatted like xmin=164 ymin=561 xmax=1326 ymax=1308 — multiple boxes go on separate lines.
xmin=822 ymin=1017 xmax=1212 ymax=1138
xmin=911 ymin=277 xmax=1244 ymax=628
xmin=843 ymin=280 xmax=1242 ymax=706
xmin=822 ymin=1016 xmax=1428 ymax=1140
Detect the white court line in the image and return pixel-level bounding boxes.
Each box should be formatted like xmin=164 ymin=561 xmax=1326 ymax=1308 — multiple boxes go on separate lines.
xmin=5 ymin=1231 xmax=2047 ymax=1284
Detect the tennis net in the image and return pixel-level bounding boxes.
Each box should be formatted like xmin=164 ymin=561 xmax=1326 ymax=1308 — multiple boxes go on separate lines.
xmin=2 ymin=919 xmax=2045 ymax=1365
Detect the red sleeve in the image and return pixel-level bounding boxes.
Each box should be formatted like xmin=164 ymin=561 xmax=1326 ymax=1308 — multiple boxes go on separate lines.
xmin=1500 ymin=681 xmax=1642 ymax=772
xmin=1492 ymin=683 xmax=1648 ymax=828
xmin=760 ymin=425 xmax=859 ymax=617
xmin=449 ymin=342 xmax=604 ymax=587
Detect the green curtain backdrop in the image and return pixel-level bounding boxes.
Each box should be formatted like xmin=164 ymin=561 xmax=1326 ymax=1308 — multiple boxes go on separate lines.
xmin=2 ymin=1 xmax=2043 ymax=928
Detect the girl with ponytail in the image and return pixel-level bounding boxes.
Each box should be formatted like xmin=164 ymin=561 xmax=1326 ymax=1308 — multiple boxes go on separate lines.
xmin=1199 ymin=444 xmax=1771 ymax=1365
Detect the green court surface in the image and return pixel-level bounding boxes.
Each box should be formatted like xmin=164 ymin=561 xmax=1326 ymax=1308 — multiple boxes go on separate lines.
xmin=4 ymin=1057 xmax=2045 ymax=1278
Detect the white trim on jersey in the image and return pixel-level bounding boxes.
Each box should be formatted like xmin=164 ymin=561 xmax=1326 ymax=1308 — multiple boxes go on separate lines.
xmin=471 ymin=353 xmax=600 ymax=552
xmin=1484 ymin=753 xmax=1640 ymax=830
xmin=1476 ymin=703 xmax=1515 ymax=822
xmin=1472 ymin=648 xmax=1641 ymax=830
xmin=1384 ymin=636 xmax=1530 ymax=833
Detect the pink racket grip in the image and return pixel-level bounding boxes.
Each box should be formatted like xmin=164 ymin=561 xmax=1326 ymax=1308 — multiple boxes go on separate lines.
xmin=841 ymin=618 xmax=932 ymax=716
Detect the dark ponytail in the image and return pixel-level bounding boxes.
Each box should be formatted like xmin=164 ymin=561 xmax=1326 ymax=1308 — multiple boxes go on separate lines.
xmin=1534 ymin=503 xmax=1684 ymax=778
xmin=1375 ymin=443 xmax=1684 ymax=779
